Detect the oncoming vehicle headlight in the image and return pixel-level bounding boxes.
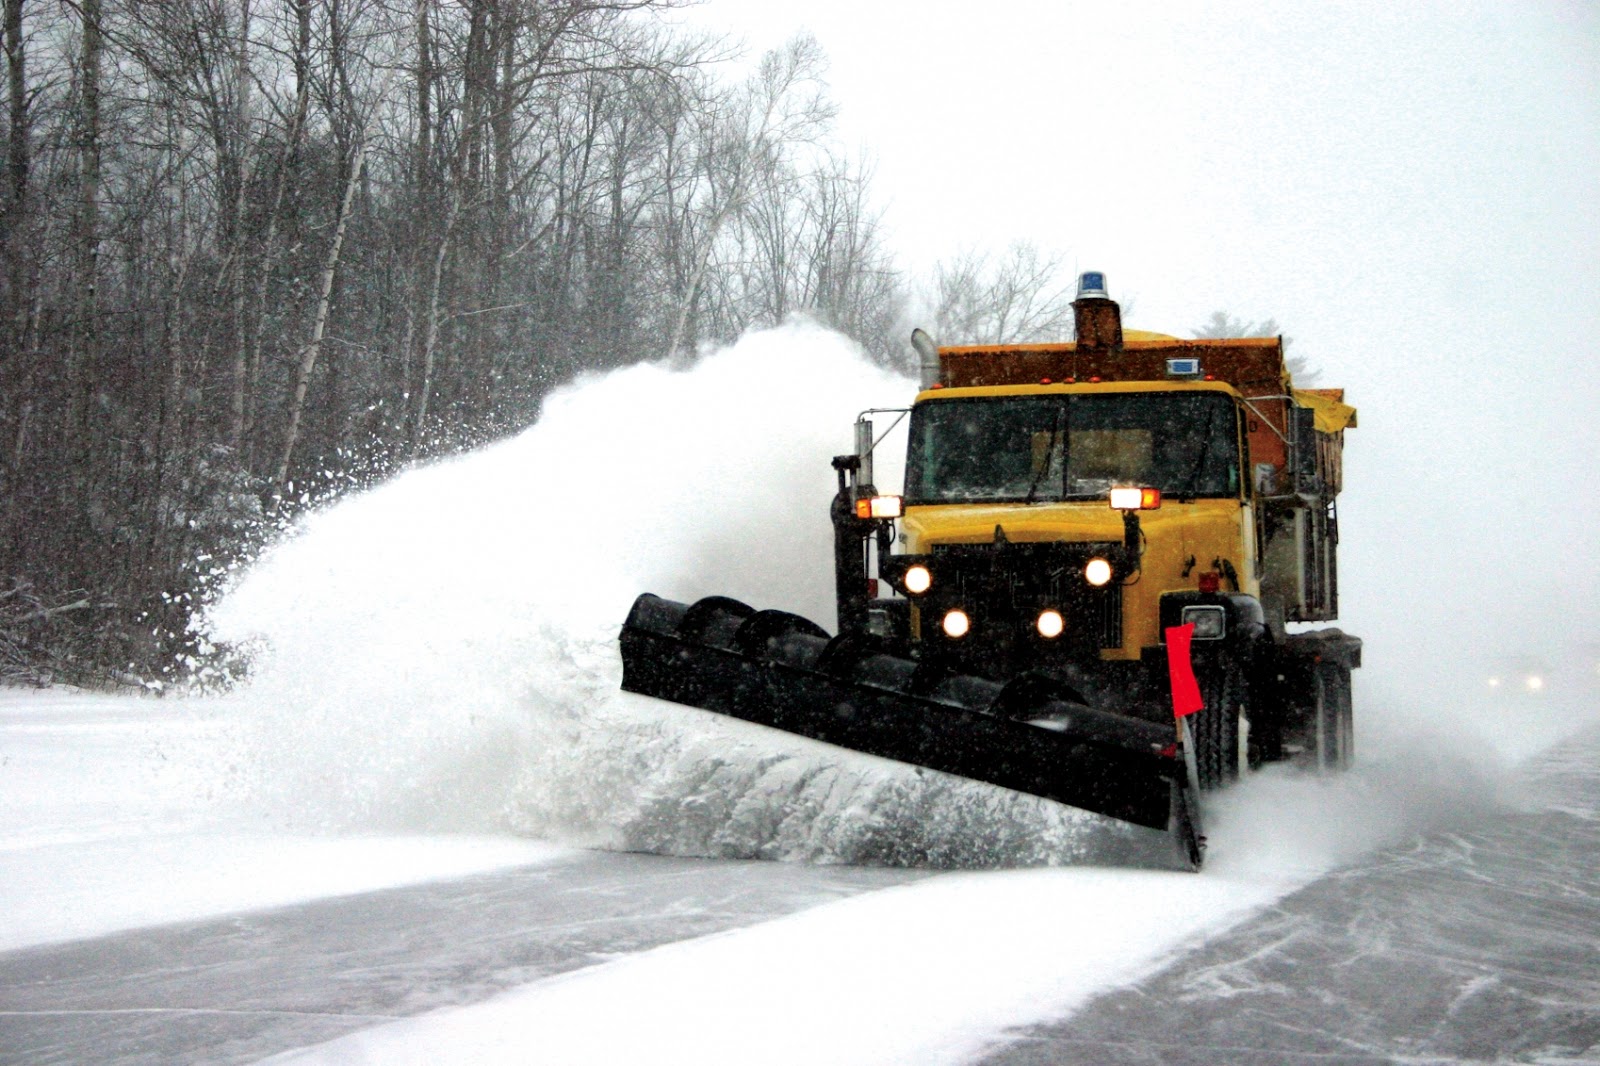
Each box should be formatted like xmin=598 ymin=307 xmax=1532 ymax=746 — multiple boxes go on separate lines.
xmin=1036 ymin=609 xmax=1064 ymax=639
xmin=1084 ymin=557 xmax=1113 ymax=587
xmin=903 ymin=565 xmax=932 ymax=595
xmin=1181 ymin=605 xmax=1226 ymax=640
xmin=941 ymin=609 xmax=971 ymax=639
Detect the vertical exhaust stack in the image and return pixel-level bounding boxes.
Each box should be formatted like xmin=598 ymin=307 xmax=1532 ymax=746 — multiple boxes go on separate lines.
xmin=1073 ymin=271 xmax=1123 ymax=350
xmin=911 ymin=328 xmax=941 ymax=390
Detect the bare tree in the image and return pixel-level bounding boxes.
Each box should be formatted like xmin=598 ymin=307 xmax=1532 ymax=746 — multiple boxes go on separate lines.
xmin=798 ymin=153 xmax=901 ymax=359
xmin=275 ymin=133 xmax=367 ymax=490
xmin=933 ymin=241 xmax=1076 ymax=345
xmin=0 ymin=0 xmax=32 ymax=549
xmin=273 ymin=0 xmax=401 ymax=490
xmin=665 ymin=33 xmax=834 ymax=358
xmin=2 ymin=0 xmax=28 ymax=320
xmin=1194 ymin=310 xmax=1318 ymax=383
xmin=0 ymin=4 xmax=928 ymax=682
xmin=239 ymin=0 xmax=314 ymax=461
xmin=72 ymin=0 xmax=103 ymax=441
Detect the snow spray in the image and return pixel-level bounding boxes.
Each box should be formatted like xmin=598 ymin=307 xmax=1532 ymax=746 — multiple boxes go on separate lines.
xmin=204 ymin=320 xmax=1596 ymax=871
xmin=205 ymin=323 xmax=1161 ymax=866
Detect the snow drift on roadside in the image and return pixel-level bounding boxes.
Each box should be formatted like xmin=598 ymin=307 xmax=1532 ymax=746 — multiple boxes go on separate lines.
xmin=0 ymin=689 xmax=570 ymax=951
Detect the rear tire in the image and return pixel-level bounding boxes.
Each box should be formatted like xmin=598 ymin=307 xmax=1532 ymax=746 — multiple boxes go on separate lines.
xmin=1312 ymin=661 xmax=1354 ymax=772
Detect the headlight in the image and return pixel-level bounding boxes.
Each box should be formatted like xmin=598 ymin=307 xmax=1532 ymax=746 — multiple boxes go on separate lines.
xmin=903 ymin=565 xmax=932 ymax=594
xmin=1084 ymin=558 xmax=1113 ymax=587
xmin=941 ymin=609 xmax=971 ymax=639
xmin=1109 ymin=486 xmax=1161 ymax=510
xmin=1036 ymin=609 xmax=1064 ymax=639
xmin=1181 ymin=604 xmax=1226 ymax=640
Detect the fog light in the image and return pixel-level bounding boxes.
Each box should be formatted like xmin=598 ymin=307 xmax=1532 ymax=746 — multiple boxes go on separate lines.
xmin=904 ymin=564 xmax=932 ymax=594
xmin=942 ymin=609 xmax=971 ymax=639
xmin=1036 ymin=609 xmax=1064 ymax=639
xmin=1181 ymin=604 xmax=1226 ymax=640
xmin=1084 ymin=557 xmax=1113 ymax=587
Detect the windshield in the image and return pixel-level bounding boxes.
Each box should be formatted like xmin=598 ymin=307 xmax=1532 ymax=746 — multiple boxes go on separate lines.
xmin=905 ymin=392 xmax=1240 ymax=504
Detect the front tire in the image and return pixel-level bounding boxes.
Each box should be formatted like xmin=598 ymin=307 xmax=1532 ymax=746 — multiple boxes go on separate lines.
xmin=1192 ymin=659 xmax=1246 ymax=791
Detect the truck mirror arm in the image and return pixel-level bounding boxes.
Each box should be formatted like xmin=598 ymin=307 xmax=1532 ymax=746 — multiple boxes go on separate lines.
xmin=1122 ymin=510 xmax=1144 ymax=577
xmin=832 ymin=454 xmax=860 ymax=496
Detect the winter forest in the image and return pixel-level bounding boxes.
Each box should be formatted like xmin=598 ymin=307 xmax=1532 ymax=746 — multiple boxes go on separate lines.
xmin=0 ymin=0 xmax=1119 ymax=686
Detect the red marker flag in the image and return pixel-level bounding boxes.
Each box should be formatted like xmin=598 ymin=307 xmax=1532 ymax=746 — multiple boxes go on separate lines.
xmin=1165 ymin=622 xmax=1204 ymax=718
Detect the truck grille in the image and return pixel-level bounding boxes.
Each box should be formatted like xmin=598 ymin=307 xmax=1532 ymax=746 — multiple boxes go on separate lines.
xmin=929 ymin=542 xmax=1124 ymax=649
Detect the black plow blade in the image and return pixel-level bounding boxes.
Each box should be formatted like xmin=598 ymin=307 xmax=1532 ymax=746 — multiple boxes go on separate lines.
xmin=620 ymin=594 xmax=1203 ymax=869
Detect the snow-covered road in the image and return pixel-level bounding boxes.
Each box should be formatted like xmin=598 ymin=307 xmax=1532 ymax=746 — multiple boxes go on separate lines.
xmin=982 ymin=734 xmax=1600 ymax=1065
xmin=3 ymin=687 xmax=1597 ymax=1065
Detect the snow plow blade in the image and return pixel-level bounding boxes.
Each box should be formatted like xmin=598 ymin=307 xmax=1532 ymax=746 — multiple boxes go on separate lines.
xmin=620 ymin=594 xmax=1201 ymax=867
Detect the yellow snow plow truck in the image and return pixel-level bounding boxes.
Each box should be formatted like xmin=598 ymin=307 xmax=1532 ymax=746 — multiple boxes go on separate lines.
xmin=620 ymin=273 xmax=1359 ymax=868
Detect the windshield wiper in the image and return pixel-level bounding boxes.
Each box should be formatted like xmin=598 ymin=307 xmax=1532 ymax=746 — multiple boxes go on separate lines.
xmin=1173 ymin=401 xmax=1221 ymax=500
xmin=1024 ymin=410 xmax=1063 ymax=504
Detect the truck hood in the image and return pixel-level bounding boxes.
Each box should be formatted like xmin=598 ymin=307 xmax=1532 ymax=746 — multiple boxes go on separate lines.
xmin=901 ymin=501 xmax=1253 ymax=599
xmin=901 ymin=502 xmax=1129 ymax=550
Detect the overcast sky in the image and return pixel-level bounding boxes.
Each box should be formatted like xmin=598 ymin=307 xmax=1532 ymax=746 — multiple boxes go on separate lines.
xmin=668 ymin=1 xmax=1599 ymax=684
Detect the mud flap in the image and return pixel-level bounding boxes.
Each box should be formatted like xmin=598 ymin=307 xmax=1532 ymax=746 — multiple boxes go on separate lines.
xmin=621 ymin=594 xmax=1200 ymax=866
